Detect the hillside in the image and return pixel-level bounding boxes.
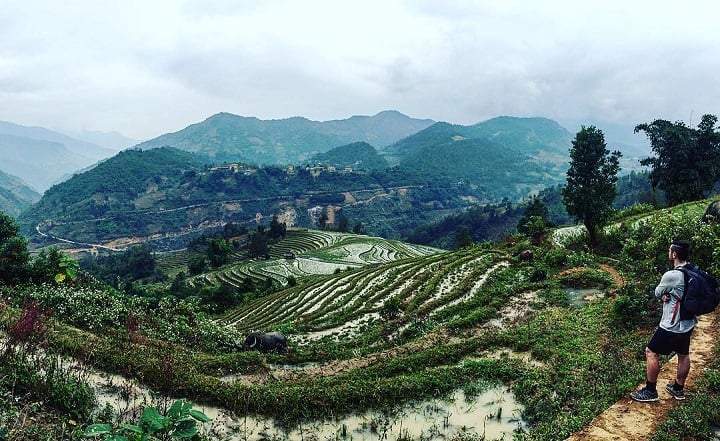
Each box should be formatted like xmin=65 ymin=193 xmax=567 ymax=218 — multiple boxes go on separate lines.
xmin=20 ymin=141 xmax=569 ymax=253
xmin=400 ymin=136 xmax=566 ymax=195
xmin=383 ymin=116 xmax=572 ymax=164
xmin=18 ymin=147 xmax=208 ymax=245
xmin=0 ymin=120 xmax=116 ymax=192
xmin=309 ymin=141 xmax=389 ymax=170
xmin=0 ymin=169 xmax=41 ymax=217
xmin=2 ymin=199 xmax=718 ymax=440
xmin=134 ymin=110 xmax=435 ymax=165
xmin=18 ymin=115 xmax=587 ymax=253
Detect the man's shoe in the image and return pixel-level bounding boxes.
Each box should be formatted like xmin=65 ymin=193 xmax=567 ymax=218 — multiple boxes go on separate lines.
xmin=630 ymin=388 xmax=659 ymax=402
xmin=665 ymin=383 xmax=685 ymax=401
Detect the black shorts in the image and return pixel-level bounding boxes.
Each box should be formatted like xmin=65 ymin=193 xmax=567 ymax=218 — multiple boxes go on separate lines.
xmin=647 ymin=327 xmax=694 ymax=356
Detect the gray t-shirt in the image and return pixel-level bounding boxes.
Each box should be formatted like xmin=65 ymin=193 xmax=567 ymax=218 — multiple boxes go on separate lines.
xmin=655 ymin=265 xmax=698 ymax=333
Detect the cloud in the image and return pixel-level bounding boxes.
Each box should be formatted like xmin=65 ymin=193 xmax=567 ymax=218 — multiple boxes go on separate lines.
xmin=0 ymin=0 xmax=719 ymax=140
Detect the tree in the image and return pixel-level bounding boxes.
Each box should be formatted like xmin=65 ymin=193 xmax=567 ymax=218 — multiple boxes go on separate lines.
xmin=635 ymin=114 xmax=720 ymax=205
xmin=248 ymin=226 xmax=269 ymax=258
xmin=454 ymin=226 xmax=473 ymax=249
xmin=206 ymin=237 xmax=232 ymax=268
xmin=187 ymin=255 xmax=207 ymax=276
xmin=318 ymin=210 xmax=329 ymax=230
xmin=268 ymin=216 xmax=287 ymax=240
xmin=353 ymin=222 xmax=365 ymax=235
xmin=517 ymin=197 xmax=551 ymax=236
xmin=0 ymin=211 xmax=30 ymax=286
xmin=337 ymin=214 xmax=349 ymax=233
xmin=30 ymin=247 xmax=79 ymax=284
xmin=562 ymin=126 xmax=621 ymax=247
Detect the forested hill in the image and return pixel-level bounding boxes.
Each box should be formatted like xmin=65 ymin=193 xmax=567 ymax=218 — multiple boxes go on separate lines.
xmin=400 ymin=137 xmax=565 ymax=198
xmin=133 ymin=110 xmax=435 ymax=165
xmin=383 ymin=116 xmax=573 ymax=164
xmin=309 ymin=142 xmax=389 ymax=170
xmin=20 ymin=147 xmax=207 ymax=225
xmin=18 ymin=142 xmax=571 ymax=251
xmin=0 ymin=169 xmax=40 ymax=217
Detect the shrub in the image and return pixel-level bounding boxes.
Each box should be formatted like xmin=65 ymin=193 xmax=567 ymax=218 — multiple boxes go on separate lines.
xmin=608 ymin=283 xmax=649 ymax=330
xmin=528 ymin=265 xmax=548 ymax=282
xmin=542 ymin=248 xmax=570 ymax=268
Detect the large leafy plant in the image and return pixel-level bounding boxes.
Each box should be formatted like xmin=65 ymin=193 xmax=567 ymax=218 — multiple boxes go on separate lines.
xmin=83 ymin=399 xmax=211 ymax=441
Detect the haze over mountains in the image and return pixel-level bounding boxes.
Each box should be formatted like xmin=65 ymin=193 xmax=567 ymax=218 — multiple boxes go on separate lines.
xmin=15 ymin=113 xmax=587 ymax=253
xmin=0 ymin=121 xmax=118 ymax=193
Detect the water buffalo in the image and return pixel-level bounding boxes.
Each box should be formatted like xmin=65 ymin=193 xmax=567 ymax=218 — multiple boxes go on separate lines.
xmin=517 ymin=250 xmax=534 ymax=261
xmin=703 ymin=200 xmax=720 ymax=223
xmin=242 ymin=331 xmax=288 ymax=354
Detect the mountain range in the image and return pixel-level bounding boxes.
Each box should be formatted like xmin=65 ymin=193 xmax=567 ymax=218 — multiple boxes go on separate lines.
xmin=134 ymin=110 xmax=436 ymax=165
xmin=0 ymin=169 xmax=41 ymax=217
xmin=0 ymin=111 xmax=434 ymax=214
xmin=0 ymin=121 xmax=118 ymax=193
xmin=17 ymin=115 xmax=585 ymax=252
xmin=4 ymin=110 xmax=655 ymax=253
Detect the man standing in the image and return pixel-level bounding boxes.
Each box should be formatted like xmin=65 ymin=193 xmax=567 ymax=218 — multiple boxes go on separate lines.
xmin=631 ymin=239 xmax=698 ymax=402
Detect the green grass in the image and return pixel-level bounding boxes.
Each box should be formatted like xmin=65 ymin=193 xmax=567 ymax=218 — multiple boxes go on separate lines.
xmin=3 ymin=198 xmax=720 ymax=440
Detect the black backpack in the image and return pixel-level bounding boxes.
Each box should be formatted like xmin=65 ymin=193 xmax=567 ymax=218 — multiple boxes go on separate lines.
xmin=678 ymin=263 xmax=720 ymax=320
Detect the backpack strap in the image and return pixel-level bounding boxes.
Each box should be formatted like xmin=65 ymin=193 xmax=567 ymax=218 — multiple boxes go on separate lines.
xmin=669 ymin=267 xmax=688 ymax=325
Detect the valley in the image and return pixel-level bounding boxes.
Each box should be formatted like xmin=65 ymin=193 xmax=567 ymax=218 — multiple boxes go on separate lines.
xmin=2 ymin=198 xmax=717 ymax=439
xmin=13 ymin=115 xmax=582 ymax=252
xmin=0 ymin=110 xmax=717 ymax=440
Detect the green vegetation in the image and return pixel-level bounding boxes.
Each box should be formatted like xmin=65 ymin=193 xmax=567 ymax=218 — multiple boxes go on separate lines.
xmin=135 ymin=111 xmax=434 ymax=165
xmin=0 ymin=169 xmax=41 ymax=217
xmin=309 ymin=141 xmax=389 ymax=170
xmin=84 ymin=399 xmax=210 ymax=441
xmin=1 ymin=196 xmax=719 ymax=439
xmin=636 ymin=114 xmax=720 ymax=205
xmin=1 ymin=110 xmax=719 ymax=439
xmin=562 ymin=126 xmax=622 ymax=247
xmin=18 ymin=117 xmax=588 ymax=251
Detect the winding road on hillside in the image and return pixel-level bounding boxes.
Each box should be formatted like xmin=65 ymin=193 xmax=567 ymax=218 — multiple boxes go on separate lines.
xmin=33 ymin=185 xmax=424 ymax=253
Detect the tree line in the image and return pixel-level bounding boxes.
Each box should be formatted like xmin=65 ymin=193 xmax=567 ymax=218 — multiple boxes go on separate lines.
xmin=562 ymin=115 xmax=720 ymax=248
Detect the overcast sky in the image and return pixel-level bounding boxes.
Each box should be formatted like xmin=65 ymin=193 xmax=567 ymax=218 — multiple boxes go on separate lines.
xmin=1 ymin=0 xmax=719 ymax=142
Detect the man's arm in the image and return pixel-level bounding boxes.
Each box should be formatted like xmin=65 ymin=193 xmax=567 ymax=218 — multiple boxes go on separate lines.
xmin=655 ymin=269 xmax=683 ymax=299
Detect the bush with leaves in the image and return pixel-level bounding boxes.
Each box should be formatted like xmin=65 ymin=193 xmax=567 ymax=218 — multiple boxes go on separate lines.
xmin=145 ymin=297 xmax=245 ymax=353
xmin=84 ymin=398 xmax=211 ymax=441
xmin=12 ymin=284 xmax=145 ymax=332
xmin=620 ymin=207 xmax=720 ymax=275
xmin=608 ymin=282 xmax=651 ymax=330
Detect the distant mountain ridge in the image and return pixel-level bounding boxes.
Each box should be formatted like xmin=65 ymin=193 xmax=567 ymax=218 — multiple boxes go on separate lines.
xmin=0 ymin=121 xmax=118 ymax=192
xmin=134 ymin=110 xmax=435 ymax=165
xmin=72 ymin=129 xmax=139 ymax=151
xmin=0 ymin=121 xmax=115 ymax=160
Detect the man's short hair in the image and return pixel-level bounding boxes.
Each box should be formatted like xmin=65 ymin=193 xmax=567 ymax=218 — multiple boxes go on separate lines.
xmin=671 ymin=239 xmax=691 ymax=260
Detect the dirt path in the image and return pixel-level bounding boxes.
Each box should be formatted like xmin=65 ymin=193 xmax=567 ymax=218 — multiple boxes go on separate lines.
xmin=566 ymin=309 xmax=719 ymax=441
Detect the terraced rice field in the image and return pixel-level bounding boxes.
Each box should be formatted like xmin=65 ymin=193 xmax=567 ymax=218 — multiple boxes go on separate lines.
xmin=218 ymin=244 xmax=509 ymax=343
xmin=196 ymin=229 xmax=443 ymax=289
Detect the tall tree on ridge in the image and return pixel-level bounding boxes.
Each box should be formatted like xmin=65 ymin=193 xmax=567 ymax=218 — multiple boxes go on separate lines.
xmin=635 ymin=114 xmax=720 ymax=206
xmin=562 ymin=126 xmax=622 ymax=248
